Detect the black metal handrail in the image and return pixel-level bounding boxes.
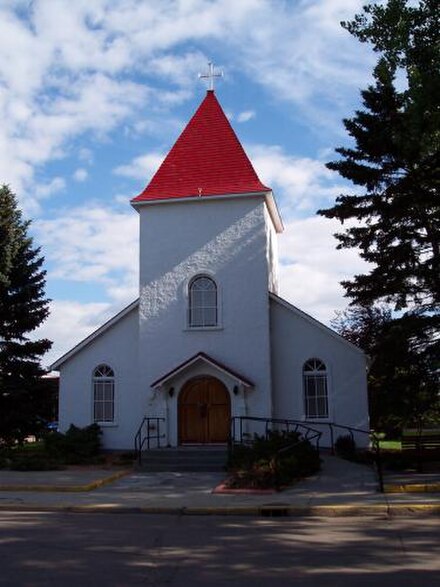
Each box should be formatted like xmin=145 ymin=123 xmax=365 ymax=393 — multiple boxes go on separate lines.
xmin=230 ymin=416 xmax=384 ymax=493
xmin=134 ymin=416 xmax=166 ymax=465
xmin=230 ymin=416 xmax=322 ymax=451
xmin=307 ymin=421 xmax=384 ymax=493
xmin=229 ymin=416 xmax=322 ymax=491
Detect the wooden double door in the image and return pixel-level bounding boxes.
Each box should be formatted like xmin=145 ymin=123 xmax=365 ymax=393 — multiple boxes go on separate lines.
xmin=178 ymin=377 xmax=231 ymax=444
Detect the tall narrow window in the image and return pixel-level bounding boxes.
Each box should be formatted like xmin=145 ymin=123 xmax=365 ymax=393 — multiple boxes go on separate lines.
xmin=188 ymin=275 xmax=218 ymax=327
xmin=93 ymin=364 xmax=115 ymax=423
xmin=303 ymin=358 xmax=328 ymax=419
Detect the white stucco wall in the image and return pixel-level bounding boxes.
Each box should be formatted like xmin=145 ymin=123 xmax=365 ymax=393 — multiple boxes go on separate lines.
xmin=137 ymin=195 xmax=276 ymax=443
xmin=265 ymin=205 xmax=279 ymax=295
xmin=269 ymin=296 xmax=370 ymax=448
xmin=57 ymin=306 xmax=139 ymax=449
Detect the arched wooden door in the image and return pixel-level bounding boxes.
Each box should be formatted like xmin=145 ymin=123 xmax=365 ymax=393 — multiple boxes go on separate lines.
xmin=178 ymin=377 xmax=231 ymax=444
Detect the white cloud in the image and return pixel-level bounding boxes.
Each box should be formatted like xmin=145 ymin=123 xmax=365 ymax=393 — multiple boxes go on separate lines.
xmin=237 ymin=110 xmax=255 ymax=123
xmin=78 ymin=148 xmax=93 ymax=164
xmin=33 ymin=200 xmax=139 ymax=365
xmin=248 ymin=144 xmax=344 ymax=215
xmin=114 ymin=152 xmax=165 ymax=181
xmin=73 ymin=168 xmax=88 ymax=182
xmin=34 ymin=177 xmax=66 ymax=200
xmin=37 ymin=299 xmax=115 ymax=369
xmin=224 ymin=109 xmax=256 ymax=123
xmin=228 ymin=0 xmax=373 ymax=131
xmin=127 ymin=116 xmax=183 ymax=139
xmin=278 ymin=216 xmax=369 ymax=324
xmin=35 ymin=205 xmax=139 ymax=303
xmin=149 ymin=50 xmax=209 ymax=89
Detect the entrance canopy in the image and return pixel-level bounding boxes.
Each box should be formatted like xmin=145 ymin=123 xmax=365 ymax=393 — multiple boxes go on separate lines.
xmin=151 ymin=352 xmax=254 ymax=391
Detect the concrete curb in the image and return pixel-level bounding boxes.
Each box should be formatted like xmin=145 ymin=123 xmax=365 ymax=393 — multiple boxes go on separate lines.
xmin=0 ymin=502 xmax=438 ymax=517
xmin=0 ymin=469 xmax=131 ymax=493
xmin=386 ymin=503 xmax=440 ymax=516
xmin=384 ymin=482 xmax=440 ymax=494
xmin=212 ymin=483 xmax=277 ymax=495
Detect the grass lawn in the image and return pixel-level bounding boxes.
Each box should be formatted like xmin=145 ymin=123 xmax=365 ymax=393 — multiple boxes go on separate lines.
xmin=379 ymin=440 xmax=402 ymax=450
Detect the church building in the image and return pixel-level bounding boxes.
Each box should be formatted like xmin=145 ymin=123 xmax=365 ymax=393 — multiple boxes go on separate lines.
xmin=51 ymin=88 xmax=369 ymax=451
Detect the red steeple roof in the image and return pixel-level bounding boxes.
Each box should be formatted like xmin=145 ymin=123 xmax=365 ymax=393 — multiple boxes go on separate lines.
xmin=131 ymin=90 xmax=270 ymax=203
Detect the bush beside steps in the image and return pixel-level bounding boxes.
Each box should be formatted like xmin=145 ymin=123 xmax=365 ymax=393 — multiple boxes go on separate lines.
xmin=227 ymin=431 xmax=321 ymax=490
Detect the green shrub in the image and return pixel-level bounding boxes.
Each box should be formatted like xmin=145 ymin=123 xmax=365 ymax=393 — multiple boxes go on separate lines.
xmin=227 ymin=431 xmax=320 ymax=489
xmin=9 ymin=453 xmax=61 ymax=471
xmin=227 ymin=458 xmax=278 ymax=489
xmin=44 ymin=424 xmax=102 ymax=464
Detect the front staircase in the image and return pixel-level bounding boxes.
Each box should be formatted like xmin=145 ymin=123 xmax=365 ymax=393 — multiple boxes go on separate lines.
xmin=137 ymin=446 xmax=228 ymax=472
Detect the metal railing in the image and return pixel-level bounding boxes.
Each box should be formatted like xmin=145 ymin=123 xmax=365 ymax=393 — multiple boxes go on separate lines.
xmin=229 ymin=416 xmax=322 ymax=491
xmin=134 ymin=416 xmax=166 ymax=465
xmin=307 ymin=421 xmax=384 ymax=493
xmin=230 ymin=417 xmax=384 ymax=493
xmin=133 ymin=414 xmax=384 ymax=492
xmin=230 ymin=416 xmax=322 ymax=451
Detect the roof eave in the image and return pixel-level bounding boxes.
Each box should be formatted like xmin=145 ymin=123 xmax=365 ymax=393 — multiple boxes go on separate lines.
xmin=131 ymin=190 xmax=271 ymax=209
xmin=131 ymin=190 xmax=283 ymax=232
xmin=265 ymin=191 xmax=284 ymax=233
xmin=151 ymin=351 xmax=254 ymax=389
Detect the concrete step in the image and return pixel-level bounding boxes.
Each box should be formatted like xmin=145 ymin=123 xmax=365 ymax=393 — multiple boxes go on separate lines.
xmin=143 ymin=449 xmax=227 ymax=460
xmin=138 ymin=447 xmax=228 ymax=472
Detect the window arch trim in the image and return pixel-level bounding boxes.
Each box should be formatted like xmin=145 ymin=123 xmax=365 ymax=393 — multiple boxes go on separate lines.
xmin=188 ymin=274 xmax=219 ymax=328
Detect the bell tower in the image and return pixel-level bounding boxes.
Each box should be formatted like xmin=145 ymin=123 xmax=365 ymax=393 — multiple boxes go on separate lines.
xmin=131 ymin=88 xmax=283 ymax=439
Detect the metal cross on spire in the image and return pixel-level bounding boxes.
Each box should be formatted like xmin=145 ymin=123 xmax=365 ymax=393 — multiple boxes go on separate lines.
xmin=198 ymin=61 xmax=223 ymax=91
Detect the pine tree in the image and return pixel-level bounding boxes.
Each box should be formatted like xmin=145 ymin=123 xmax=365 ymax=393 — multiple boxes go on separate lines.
xmin=318 ymin=1 xmax=439 ymax=383
xmin=319 ymin=0 xmax=439 ymax=310
xmin=332 ymin=305 xmax=439 ymax=434
xmin=0 ymin=185 xmax=52 ymax=444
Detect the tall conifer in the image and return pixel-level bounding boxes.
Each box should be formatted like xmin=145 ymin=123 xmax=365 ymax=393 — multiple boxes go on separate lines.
xmin=318 ymin=0 xmax=439 ymax=379
xmin=0 ymin=185 xmax=52 ymax=444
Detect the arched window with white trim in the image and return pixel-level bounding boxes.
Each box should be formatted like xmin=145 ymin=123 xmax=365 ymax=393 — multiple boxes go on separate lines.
xmin=188 ymin=275 xmax=218 ymax=327
xmin=93 ymin=364 xmax=115 ymax=423
xmin=303 ymin=358 xmax=328 ymax=419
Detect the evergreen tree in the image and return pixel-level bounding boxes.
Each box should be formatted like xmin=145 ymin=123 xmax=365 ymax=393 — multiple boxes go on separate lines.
xmin=318 ymin=1 xmax=439 ymax=394
xmin=319 ymin=0 xmax=439 ymax=311
xmin=333 ymin=305 xmax=439 ymax=434
xmin=0 ymin=185 xmax=52 ymax=444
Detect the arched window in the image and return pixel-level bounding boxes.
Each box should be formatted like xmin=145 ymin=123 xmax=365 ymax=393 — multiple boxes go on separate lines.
xmin=93 ymin=364 xmax=115 ymax=423
xmin=188 ymin=275 xmax=218 ymax=327
xmin=303 ymin=358 xmax=328 ymax=419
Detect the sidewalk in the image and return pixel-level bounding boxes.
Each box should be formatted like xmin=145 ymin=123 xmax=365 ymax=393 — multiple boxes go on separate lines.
xmin=0 ymin=455 xmax=438 ymax=516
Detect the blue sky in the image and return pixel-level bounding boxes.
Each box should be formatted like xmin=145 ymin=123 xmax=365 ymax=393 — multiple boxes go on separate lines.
xmin=0 ymin=0 xmax=377 ymax=367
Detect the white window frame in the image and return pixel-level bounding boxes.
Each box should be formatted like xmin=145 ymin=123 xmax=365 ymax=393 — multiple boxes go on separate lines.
xmin=303 ymin=358 xmax=329 ymax=420
xmin=187 ymin=274 xmax=220 ymax=329
xmin=92 ymin=364 xmax=116 ymax=425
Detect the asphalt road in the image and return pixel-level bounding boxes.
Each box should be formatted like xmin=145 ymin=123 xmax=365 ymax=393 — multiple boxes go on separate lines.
xmin=0 ymin=511 xmax=439 ymax=586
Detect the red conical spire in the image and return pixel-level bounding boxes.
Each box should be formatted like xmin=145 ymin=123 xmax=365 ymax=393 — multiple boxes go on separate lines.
xmin=131 ymin=91 xmax=270 ymax=203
